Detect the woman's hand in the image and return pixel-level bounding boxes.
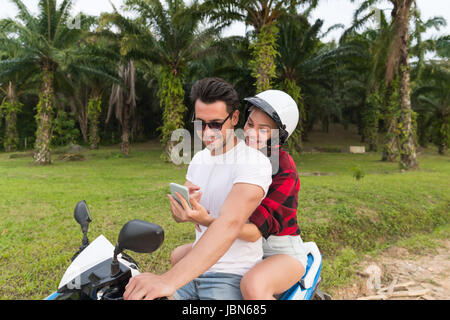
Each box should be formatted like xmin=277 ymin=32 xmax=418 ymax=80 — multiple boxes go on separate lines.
xmin=168 ymin=192 xmax=214 ymax=227
xmin=187 ymin=185 xmax=202 ymax=202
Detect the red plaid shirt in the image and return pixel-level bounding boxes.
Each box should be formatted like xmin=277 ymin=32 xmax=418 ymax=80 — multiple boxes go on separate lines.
xmin=249 ymin=148 xmax=301 ymax=238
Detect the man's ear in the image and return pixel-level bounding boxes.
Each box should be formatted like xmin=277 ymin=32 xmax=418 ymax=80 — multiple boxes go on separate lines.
xmin=232 ymin=110 xmax=240 ymax=126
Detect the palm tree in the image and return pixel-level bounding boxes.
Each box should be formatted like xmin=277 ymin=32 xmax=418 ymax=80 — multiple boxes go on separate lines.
xmin=188 ymin=35 xmax=254 ymax=101
xmin=205 ymin=0 xmax=319 ymax=92
xmin=0 ymin=21 xmax=39 ymax=152
xmin=412 ymin=60 xmax=449 ymax=155
xmin=106 ymin=60 xmax=137 ymax=156
xmin=0 ymin=83 xmax=21 ymax=152
xmin=65 ymin=36 xmax=122 ymax=150
xmin=0 ymin=0 xmax=97 ymax=164
xmin=388 ymin=0 xmax=419 ymax=169
xmin=340 ymin=9 xmax=394 ymax=152
xmin=348 ymin=0 xmax=420 ymax=168
xmin=102 ymin=0 xmax=222 ymax=160
xmin=276 ymin=10 xmax=365 ymax=153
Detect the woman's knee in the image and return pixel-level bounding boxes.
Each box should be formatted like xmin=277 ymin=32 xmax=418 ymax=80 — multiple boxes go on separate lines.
xmin=240 ymin=271 xmax=270 ymax=300
xmin=170 ymin=244 xmax=192 ymax=266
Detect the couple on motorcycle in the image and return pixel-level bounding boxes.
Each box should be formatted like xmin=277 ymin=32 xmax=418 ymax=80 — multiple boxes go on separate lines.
xmin=124 ymin=77 xmax=307 ymax=300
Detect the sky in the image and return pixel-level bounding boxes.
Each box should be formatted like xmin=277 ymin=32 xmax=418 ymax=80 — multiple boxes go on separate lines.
xmin=1 ymin=0 xmax=449 ymax=44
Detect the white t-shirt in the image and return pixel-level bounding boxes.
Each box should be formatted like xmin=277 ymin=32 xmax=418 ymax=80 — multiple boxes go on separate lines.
xmin=186 ymin=139 xmax=272 ymax=276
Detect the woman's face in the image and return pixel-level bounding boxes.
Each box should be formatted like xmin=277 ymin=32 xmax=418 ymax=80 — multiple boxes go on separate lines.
xmin=244 ymin=107 xmax=277 ymax=151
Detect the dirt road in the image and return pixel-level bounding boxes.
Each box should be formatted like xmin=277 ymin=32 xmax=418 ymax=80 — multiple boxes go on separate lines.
xmin=331 ymin=239 xmax=449 ymax=300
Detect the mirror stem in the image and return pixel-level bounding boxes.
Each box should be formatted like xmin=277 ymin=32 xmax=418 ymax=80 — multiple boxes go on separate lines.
xmin=111 ymin=246 xmax=121 ymax=277
xmin=81 ymin=225 xmax=89 ymax=246
xmin=82 ymin=233 xmax=89 ymax=247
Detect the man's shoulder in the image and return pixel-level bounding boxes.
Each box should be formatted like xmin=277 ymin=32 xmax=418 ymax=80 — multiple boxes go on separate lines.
xmin=190 ymin=148 xmax=209 ymax=164
xmin=237 ymin=142 xmax=271 ymax=165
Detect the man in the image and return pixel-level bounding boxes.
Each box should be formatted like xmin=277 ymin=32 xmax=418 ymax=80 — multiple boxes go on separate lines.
xmin=124 ymin=78 xmax=272 ymax=300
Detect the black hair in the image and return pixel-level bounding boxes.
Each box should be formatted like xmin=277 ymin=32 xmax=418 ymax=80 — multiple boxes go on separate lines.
xmin=190 ymin=77 xmax=239 ymax=113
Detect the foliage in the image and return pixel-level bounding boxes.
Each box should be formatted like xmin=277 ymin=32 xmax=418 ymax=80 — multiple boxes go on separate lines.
xmin=0 ymin=99 xmax=22 ymax=151
xmin=249 ymin=24 xmax=279 ymax=91
xmin=87 ymin=96 xmax=102 ymax=149
xmin=412 ymin=60 xmax=450 ymax=154
xmin=1 ymin=143 xmax=449 ymax=299
xmin=0 ymin=0 xmax=447 ymax=161
xmin=1 ymin=0 xmax=126 ymax=160
xmin=106 ymin=61 xmax=137 ymax=156
xmin=157 ymin=67 xmax=187 ymax=160
xmin=382 ymin=75 xmax=401 ymax=161
xmin=352 ymin=165 xmax=366 ymax=181
xmin=0 ymin=0 xmax=105 ymax=164
xmin=51 ymin=109 xmax=80 ymax=147
xmin=279 ymin=78 xmax=304 ymax=156
xmin=363 ymin=88 xmax=382 ymax=151
xmin=102 ymin=0 xmax=221 ymax=160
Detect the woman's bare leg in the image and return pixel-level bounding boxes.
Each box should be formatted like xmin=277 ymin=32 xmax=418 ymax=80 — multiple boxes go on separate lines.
xmin=240 ymin=254 xmax=305 ymax=300
xmin=170 ymin=243 xmax=193 ymax=266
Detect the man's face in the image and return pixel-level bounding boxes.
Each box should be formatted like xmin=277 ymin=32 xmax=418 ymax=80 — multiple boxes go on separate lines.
xmin=193 ymin=99 xmax=239 ymax=153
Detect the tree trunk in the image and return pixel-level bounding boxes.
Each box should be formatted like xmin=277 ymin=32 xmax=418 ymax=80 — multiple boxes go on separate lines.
xmin=120 ymin=103 xmax=130 ymax=156
xmin=251 ymin=24 xmax=279 ymax=92
xmin=398 ymin=65 xmax=418 ymax=168
xmin=363 ymin=93 xmax=380 ymax=152
xmin=79 ymin=102 xmax=89 ymax=144
xmin=34 ymin=65 xmax=54 ymax=165
xmin=382 ymin=74 xmax=401 ymax=162
xmin=3 ymin=82 xmax=20 ymax=152
xmin=89 ymin=115 xmax=100 ymax=150
xmin=437 ymin=114 xmax=449 ymax=155
xmin=382 ymin=115 xmax=399 ymax=162
xmin=158 ymin=68 xmax=186 ymax=162
xmin=4 ymin=111 xmax=18 ymax=153
xmin=163 ymin=95 xmax=184 ymax=160
xmin=396 ymin=0 xmax=418 ymax=169
xmin=438 ymin=144 xmax=446 ymax=155
xmin=280 ymin=78 xmax=304 ymax=155
xmin=88 ymin=94 xmax=102 ymax=150
xmin=68 ymin=94 xmax=88 ymax=144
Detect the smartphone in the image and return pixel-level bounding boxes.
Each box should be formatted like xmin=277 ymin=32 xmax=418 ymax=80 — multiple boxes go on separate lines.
xmin=170 ymin=183 xmax=192 ymax=209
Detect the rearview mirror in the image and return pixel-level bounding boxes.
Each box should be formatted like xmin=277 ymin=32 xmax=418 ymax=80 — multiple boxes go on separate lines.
xmin=116 ymin=219 xmax=164 ymax=254
xmin=111 ymin=220 xmax=164 ymax=277
xmin=74 ymin=200 xmax=92 ymax=233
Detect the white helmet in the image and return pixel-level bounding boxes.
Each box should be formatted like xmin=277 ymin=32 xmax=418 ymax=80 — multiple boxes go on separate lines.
xmin=244 ymin=90 xmax=299 ymax=144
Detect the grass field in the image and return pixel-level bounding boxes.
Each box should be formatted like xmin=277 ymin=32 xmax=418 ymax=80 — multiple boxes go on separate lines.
xmin=0 ymin=126 xmax=449 ymax=299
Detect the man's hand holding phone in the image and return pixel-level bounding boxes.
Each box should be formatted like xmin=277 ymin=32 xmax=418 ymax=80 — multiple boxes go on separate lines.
xmin=168 ymin=183 xmax=213 ymax=228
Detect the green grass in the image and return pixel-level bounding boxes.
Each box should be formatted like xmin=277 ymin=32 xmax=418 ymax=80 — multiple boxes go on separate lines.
xmin=0 ymin=136 xmax=449 ymax=299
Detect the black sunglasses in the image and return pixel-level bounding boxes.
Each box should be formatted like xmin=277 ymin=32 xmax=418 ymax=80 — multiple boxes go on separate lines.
xmin=191 ymin=111 xmax=234 ymax=131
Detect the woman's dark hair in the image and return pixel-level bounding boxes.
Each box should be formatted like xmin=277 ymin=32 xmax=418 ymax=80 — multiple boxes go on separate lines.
xmin=190 ymin=77 xmax=239 ymax=113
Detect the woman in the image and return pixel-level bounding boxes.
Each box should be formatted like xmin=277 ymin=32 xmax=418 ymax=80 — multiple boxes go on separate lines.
xmin=169 ymin=90 xmax=307 ymax=300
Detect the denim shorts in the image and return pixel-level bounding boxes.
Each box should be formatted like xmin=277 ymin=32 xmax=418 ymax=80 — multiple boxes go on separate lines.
xmin=173 ymin=272 xmax=243 ymax=300
xmin=262 ymin=235 xmax=308 ymax=269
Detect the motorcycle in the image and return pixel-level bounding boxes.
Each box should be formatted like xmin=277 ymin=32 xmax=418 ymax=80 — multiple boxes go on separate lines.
xmin=44 ymin=200 xmax=331 ymax=300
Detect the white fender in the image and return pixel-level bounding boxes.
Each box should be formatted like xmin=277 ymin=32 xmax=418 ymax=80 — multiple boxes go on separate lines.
xmin=302 ymin=242 xmax=322 ymax=289
xmin=58 ymin=235 xmax=140 ymax=290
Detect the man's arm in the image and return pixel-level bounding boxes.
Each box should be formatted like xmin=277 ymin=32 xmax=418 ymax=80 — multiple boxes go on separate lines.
xmin=165 ymin=182 xmax=264 ymax=286
xmin=170 ymin=183 xmax=262 ymax=242
xmin=174 ymin=199 xmax=261 ymax=242
xmin=124 ymin=182 xmax=264 ymax=300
